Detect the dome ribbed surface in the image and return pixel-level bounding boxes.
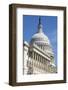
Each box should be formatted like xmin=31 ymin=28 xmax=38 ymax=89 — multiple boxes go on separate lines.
xmin=31 ymin=32 xmax=50 ymax=45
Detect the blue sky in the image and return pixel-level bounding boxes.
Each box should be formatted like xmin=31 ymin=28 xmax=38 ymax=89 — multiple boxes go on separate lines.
xmin=23 ymin=15 xmax=57 ymax=65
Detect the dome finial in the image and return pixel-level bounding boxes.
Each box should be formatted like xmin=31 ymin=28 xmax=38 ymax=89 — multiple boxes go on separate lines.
xmin=38 ymin=16 xmax=43 ymax=33
xmin=39 ymin=16 xmax=41 ymax=25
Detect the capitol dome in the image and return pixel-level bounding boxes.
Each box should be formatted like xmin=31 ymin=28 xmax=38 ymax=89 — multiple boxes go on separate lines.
xmin=30 ymin=17 xmax=50 ymax=45
xmin=32 ymin=30 xmax=50 ymax=45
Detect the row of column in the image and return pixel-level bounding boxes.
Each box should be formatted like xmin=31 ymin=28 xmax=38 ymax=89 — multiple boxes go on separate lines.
xmin=36 ymin=44 xmax=52 ymax=52
xmin=32 ymin=51 xmax=49 ymax=65
xmin=31 ymin=51 xmax=50 ymax=72
xmin=28 ymin=50 xmax=56 ymax=73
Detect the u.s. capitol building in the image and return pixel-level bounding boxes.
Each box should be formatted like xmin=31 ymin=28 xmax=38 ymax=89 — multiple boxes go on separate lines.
xmin=23 ymin=17 xmax=57 ymax=74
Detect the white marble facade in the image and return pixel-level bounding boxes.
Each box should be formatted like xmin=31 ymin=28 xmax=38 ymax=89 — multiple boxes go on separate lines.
xmin=23 ymin=17 xmax=57 ymax=75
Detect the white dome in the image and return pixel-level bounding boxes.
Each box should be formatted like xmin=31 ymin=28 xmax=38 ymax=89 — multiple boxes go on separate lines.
xmin=31 ymin=32 xmax=50 ymax=45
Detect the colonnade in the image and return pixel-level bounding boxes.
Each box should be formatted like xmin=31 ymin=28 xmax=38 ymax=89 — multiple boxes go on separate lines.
xmin=28 ymin=51 xmax=50 ymax=73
